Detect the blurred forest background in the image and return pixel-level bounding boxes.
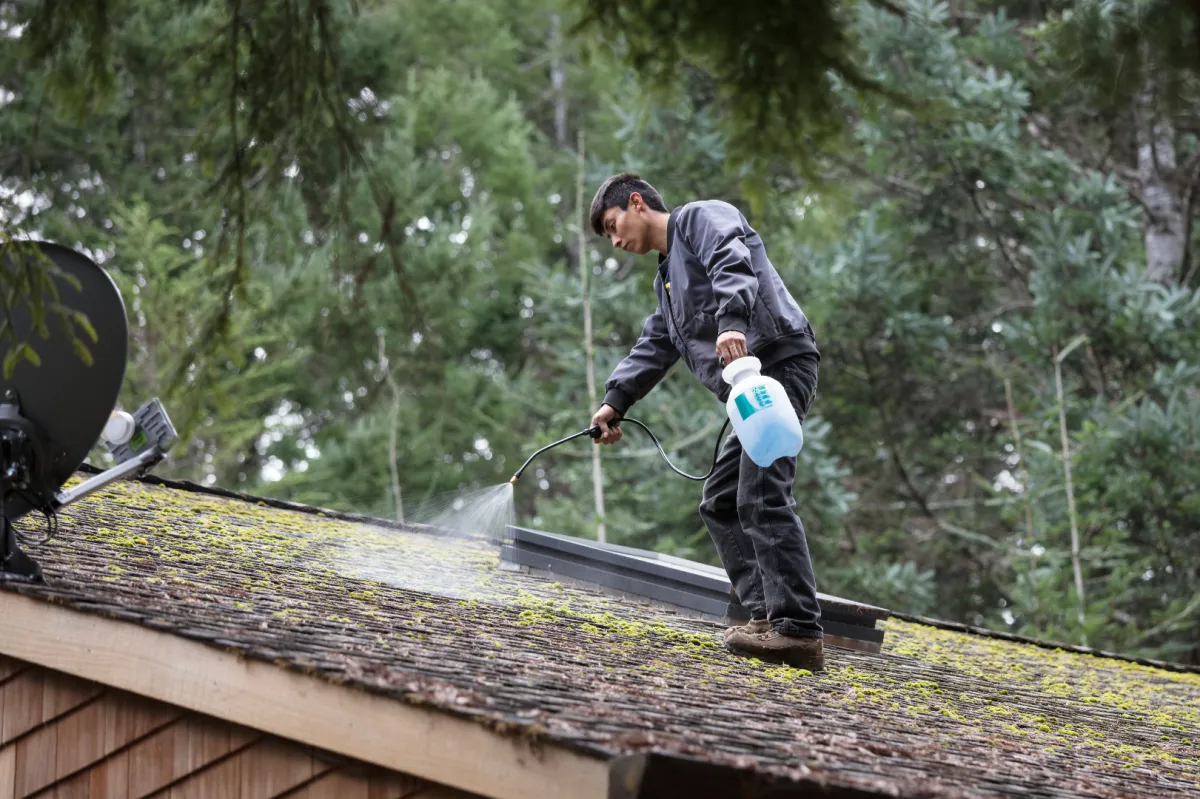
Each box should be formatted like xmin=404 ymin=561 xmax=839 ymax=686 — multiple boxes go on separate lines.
xmin=2 ymin=0 xmax=1198 ymax=664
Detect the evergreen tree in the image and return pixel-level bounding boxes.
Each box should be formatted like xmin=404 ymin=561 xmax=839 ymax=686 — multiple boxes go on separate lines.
xmin=2 ymin=0 xmax=1196 ymax=664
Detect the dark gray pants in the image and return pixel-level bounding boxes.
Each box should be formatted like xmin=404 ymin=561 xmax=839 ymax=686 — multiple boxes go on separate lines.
xmin=698 ymin=355 xmax=822 ymax=639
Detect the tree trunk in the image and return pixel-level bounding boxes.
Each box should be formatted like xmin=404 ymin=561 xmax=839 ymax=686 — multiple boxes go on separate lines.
xmin=1054 ymin=338 xmax=1088 ymax=646
xmin=1134 ymin=70 xmax=1184 ymax=285
xmin=549 ymin=14 xmax=568 ymax=148
xmin=578 ymin=130 xmax=606 ymax=543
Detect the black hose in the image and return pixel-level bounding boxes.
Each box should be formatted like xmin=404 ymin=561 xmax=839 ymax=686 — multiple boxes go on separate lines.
xmin=509 ymin=416 xmax=732 ymax=484
xmin=608 ymin=417 xmax=731 ymax=481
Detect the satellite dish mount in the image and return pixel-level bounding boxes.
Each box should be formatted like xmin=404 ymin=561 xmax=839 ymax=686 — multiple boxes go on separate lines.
xmin=0 ymin=241 xmax=177 ymax=582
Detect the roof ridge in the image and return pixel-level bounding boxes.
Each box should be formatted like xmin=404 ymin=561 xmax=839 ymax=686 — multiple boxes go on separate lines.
xmin=75 ymin=462 xmax=429 ymax=536
xmin=890 ymin=610 xmax=1200 ymax=675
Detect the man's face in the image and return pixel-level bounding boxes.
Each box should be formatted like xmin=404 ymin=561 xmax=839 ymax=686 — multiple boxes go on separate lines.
xmin=601 ymin=193 xmax=652 ymax=255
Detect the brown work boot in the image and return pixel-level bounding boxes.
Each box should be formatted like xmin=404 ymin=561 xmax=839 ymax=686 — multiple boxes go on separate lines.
xmin=722 ymin=618 xmax=771 ymax=643
xmin=726 ymin=630 xmax=826 ymax=672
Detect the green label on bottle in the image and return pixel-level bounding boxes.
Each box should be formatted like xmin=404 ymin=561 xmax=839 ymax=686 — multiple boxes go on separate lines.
xmin=735 ymin=393 xmax=757 ymax=420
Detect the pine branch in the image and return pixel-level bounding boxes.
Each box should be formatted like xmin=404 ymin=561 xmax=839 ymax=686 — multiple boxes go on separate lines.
xmin=965 ymin=184 xmax=1030 ymax=284
xmin=825 ymin=151 xmax=924 ymax=200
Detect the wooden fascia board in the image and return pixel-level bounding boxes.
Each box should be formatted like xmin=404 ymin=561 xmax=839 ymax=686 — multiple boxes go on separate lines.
xmin=0 ymin=591 xmax=608 ymax=799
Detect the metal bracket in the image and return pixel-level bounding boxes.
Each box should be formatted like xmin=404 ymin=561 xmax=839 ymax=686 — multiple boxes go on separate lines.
xmin=52 ymin=446 xmax=165 ymax=511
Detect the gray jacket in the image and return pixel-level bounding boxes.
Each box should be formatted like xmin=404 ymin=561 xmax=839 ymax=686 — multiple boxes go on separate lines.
xmin=602 ymin=200 xmax=819 ymax=414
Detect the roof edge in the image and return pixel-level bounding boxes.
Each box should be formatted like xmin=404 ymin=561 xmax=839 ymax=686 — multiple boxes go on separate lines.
xmin=0 ymin=589 xmax=609 ymax=799
xmin=889 ymin=611 xmax=1200 ymax=675
xmin=610 ymin=752 xmax=905 ymax=799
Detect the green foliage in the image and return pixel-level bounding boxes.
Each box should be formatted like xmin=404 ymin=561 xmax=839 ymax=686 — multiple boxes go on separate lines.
xmin=92 ymin=201 xmax=307 ymax=476
xmin=3 ymin=0 xmax=1198 ymax=667
xmin=2 ymin=0 xmax=370 ymax=377
xmin=1040 ymin=0 xmax=1200 ymax=110
xmin=577 ymin=0 xmax=903 ymax=172
xmin=844 ymin=560 xmax=938 ymax=616
xmin=0 ymin=240 xmax=98 ymax=377
xmin=768 ymin=0 xmax=1199 ymax=661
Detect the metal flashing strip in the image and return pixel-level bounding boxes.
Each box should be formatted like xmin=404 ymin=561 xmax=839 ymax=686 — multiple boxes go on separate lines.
xmin=508 ymin=527 xmax=734 ymax=594
xmin=502 ymin=526 xmax=890 ymax=651
xmin=500 ymin=543 xmax=743 ymax=623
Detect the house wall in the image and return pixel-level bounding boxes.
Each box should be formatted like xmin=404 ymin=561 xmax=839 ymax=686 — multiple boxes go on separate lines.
xmin=0 ymin=654 xmax=480 ymax=799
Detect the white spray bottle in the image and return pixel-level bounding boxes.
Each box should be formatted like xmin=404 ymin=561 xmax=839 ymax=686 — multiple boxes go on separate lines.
xmin=721 ymin=356 xmax=804 ymax=467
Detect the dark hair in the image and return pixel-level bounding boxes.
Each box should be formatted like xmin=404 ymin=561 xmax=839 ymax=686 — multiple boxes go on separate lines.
xmin=589 ymin=173 xmax=668 ymax=236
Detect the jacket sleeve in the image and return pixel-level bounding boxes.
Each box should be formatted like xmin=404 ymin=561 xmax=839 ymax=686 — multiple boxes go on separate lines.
xmin=682 ymin=203 xmax=758 ymax=336
xmin=602 ymin=305 xmax=680 ymax=415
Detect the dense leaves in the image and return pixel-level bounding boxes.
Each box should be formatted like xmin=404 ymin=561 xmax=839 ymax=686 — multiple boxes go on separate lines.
xmin=1 ymin=0 xmax=1197 ymax=664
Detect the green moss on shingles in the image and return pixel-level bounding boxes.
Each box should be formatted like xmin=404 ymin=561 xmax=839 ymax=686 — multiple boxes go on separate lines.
xmin=882 ymin=618 xmax=1200 ymax=728
xmin=46 ymin=477 xmax=1200 ymax=785
xmin=875 ymin=618 xmax=1200 ymax=772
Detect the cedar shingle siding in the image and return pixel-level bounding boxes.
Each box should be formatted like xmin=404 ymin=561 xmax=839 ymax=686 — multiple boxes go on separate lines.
xmin=0 ymin=654 xmax=475 ymax=798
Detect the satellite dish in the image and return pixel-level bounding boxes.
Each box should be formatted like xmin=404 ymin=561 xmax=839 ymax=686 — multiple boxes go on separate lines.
xmin=0 ymin=241 xmax=177 ymax=581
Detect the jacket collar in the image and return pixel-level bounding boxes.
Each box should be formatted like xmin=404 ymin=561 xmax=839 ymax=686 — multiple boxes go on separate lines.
xmin=658 ymin=208 xmax=680 ymax=272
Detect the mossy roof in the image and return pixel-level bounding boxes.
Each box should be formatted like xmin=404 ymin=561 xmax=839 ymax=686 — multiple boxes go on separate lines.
xmin=3 ymin=475 xmax=1198 ymax=798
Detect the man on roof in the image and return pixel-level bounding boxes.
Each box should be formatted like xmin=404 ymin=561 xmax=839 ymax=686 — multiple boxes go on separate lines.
xmin=588 ymin=173 xmax=825 ymax=672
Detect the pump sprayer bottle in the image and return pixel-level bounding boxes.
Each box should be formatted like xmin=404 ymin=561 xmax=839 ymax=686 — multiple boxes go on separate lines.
xmin=721 ymin=356 xmax=804 ymax=467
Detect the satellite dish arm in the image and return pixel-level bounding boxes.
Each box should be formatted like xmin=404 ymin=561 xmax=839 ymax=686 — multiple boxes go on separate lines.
xmin=52 ymin=446 xmax=166 ymax=510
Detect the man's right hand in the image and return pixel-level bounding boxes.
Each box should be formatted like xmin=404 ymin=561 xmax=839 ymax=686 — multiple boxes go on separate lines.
xmin=591 ymin=404 xmax=623 ymax=445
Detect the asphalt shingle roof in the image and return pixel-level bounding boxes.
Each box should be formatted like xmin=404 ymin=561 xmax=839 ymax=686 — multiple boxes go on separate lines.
xmin=3 ymin=475 xmax=1198 ymax=798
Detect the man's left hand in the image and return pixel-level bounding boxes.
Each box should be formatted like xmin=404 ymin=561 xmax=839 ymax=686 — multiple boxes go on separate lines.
xmin=716 ymin=331 xmax=748 ymax=365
